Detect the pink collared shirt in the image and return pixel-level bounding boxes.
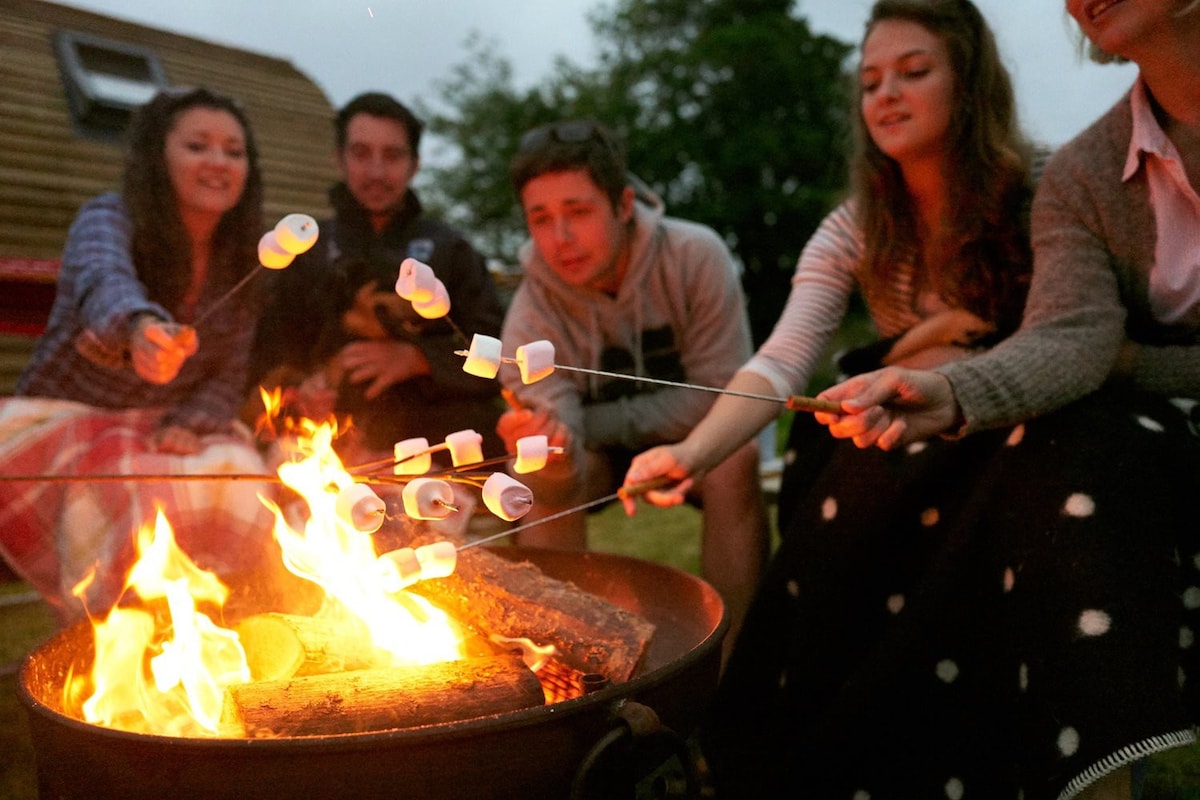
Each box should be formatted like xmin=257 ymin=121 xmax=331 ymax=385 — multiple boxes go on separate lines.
xmin=1124 ymin=78 xmax=1200 ymax=325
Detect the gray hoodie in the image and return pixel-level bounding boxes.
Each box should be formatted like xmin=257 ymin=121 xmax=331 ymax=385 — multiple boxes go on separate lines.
xmin=501 ymin=188 xmax=752 ymax=482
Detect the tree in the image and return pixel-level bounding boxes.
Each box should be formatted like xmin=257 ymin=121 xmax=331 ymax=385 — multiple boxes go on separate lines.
xmin=421 ymin=0 xmax=854 ymax=344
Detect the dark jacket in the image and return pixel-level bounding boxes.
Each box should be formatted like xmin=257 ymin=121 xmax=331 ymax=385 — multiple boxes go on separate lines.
xmin=250 ymin=184 xmax=504 ymax=454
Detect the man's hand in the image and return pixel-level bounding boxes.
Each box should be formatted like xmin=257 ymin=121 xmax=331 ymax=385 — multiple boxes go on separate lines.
xmin=814 ymin=367 xmax=962 ymax=450
xmin=337 ymin=339 xmax=430 ymax=400
xmin=131 ymin=317 xmax=198 ymax=385
xmin=496 ymin=406 xmax=572 ymax=455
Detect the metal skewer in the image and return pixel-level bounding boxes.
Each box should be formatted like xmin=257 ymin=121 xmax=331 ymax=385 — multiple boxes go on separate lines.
xmin=456 ymin=476 xmax=677 ymax=552
xmin=192 ymin=267 xmax=262 ymax=328
xmin=453 ymin=352 xmax=841 ymax=414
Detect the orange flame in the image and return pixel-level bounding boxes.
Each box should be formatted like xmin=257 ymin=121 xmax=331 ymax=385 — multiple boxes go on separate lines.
xmin=72 ymin=416 xmax=467 ymax=737
xmin=73 ymin=510 xmax=250 ymax=736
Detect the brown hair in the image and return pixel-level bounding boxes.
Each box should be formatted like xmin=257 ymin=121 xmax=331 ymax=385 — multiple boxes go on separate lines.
xmin=852 ymin=0 xmax=1033 ymax=334
xmin=122 ymin=86 xmax=264 ymax=312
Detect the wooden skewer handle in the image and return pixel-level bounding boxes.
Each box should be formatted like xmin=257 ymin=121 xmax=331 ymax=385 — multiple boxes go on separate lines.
xmin=785 ymin=395 xmax=843 ymax=414
xmin=617 ymin=475 xmax=680 ymax=500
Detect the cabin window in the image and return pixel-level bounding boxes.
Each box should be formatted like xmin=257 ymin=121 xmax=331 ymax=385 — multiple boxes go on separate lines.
xmin=53 ymin=30 xmax=167 ymax=140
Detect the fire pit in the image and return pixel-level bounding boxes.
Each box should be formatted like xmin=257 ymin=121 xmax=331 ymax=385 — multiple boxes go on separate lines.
xmin=19 ymin=547 xmax=725 ymax=800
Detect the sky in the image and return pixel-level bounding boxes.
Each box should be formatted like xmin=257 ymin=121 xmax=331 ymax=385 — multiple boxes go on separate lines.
xmin=52 ymin=0 xmax=1139 ymax=150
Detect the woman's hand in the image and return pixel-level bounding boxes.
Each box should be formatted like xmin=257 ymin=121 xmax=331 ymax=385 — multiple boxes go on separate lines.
xmin=131 ymin=316 xmax=198 ymax=384
xmin=814 ymin=367 xmax=962 ymax=450
xmin=621 ymin=445 xmax=696 ymax=515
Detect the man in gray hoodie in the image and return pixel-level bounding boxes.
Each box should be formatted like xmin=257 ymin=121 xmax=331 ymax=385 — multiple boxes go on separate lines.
xmin=497 ymin=119 xmax=769 ymax=647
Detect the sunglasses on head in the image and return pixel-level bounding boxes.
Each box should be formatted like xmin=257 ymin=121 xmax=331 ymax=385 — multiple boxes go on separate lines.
xmin=517 ymin=120 xmax=606 ymax=153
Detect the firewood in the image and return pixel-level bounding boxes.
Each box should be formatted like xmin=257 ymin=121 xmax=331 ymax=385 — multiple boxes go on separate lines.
xmin=222 ymin=654 xmax=544 ymax=736
xmin=234 ymin=612 xmax=384 ymax=681
xmin=374 ymin=523 xmax=656 ymax=682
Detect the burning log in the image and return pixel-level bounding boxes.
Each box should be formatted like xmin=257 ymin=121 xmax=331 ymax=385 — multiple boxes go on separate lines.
xmin=377 ymin=525 xmax=656 ymax=682
xmin=222 ymin=653 xmax=544 ymax=737
xmin=234 ymin=612 xmax=382 ymax=681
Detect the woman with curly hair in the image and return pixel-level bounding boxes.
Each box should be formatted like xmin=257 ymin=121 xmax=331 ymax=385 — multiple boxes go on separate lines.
xmin=0 ymin=87 xmax=286 ymax=621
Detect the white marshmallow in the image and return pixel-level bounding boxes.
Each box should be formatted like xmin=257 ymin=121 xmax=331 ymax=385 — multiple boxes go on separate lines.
xmin=401 ymin=478 xmax=455 ymax=520
xmin=377 ymin=547 xmax=421 ymax=593
xmin=463 ymin=333 xmax=503 ymax=379
xmin=514 ymin=435 xmax=550 ymax=474
xmin=257 ymin=231 xmax=293 ymax=270
xmin=273 ymin=214 xmax=319 ymax=255
xmin=393 ymin=437 xmax=432 ymax=475
xmin=444 ymin=429 xmax=484 ymax=467
xmin=414 ymin=540 xmax=457 ymax=580
xmin=412 ymin=281 xmax=451 ymax=319
xmin=395 ymin=258 xmax=438 ymax=302
xmin=481 ymin=472 xmax=534 ymax=521
xmin=516 ymin=340 xmax=555 ymax=384
xmin=334 ymin=484 xmax=386 ymax=534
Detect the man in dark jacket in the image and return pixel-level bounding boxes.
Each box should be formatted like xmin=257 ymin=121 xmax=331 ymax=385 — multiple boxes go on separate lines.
xmin=249 ymin=92 xmax=504 ymax=462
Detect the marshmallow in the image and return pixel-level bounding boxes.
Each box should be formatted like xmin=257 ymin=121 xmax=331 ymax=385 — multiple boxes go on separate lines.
xmin=414 ymin=540 xmax=457 ymax=580
xmin=462 ymin=333 xmax=503 ymax=379
xmin=334 ymin=484 xmax=386 ymax=534
xmin=273 ymin=213 xmax=319 ymax=255
xmin=395 ymin=258 xmax=438 ymax=302
xmin=481 ymin=472 xmax=534 ymax=522
xmin=445 ymin=429 xmax=484 ymax=467
xmin=257 ymin=231 xmax=293 ymax=270
xmin=393 ymin=437 xmax=432 ymax=475
xmin=412 ymin=281 xmax=451 ymax=320
xmin=514 ymin=435 xmax=550 ymax=474
xmin=377 ymin=547 xmax=421 ymax=593
xmin=401 ymin=478 xmax=455 ymax=520
xmin=516 ymin=340 xmax=555 ymax=384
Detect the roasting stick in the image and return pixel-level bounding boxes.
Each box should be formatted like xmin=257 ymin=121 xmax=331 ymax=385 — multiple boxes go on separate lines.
xmin=457 ymin=476 xmax=677 ymax=552
xmin=193 ymin=213 xmax=318 ymax=328
xmin=454 ymin=350 xmax=841 ymax=414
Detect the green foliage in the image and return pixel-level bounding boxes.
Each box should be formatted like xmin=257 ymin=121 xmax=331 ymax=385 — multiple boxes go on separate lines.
xmin=420 ymin=0 xmax=855 ymax=343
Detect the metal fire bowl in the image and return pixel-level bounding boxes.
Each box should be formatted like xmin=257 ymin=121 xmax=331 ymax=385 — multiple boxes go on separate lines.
xmin=19 ymin=548 xmax=727 ymax=800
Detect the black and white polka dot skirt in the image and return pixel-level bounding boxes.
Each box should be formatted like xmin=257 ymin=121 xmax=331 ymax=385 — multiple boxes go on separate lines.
xmin=703 ymin=386 xmax=1199 ymax=799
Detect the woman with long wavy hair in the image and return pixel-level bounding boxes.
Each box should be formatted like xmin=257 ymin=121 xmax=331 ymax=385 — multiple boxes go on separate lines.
xmin=0 ymin=87 xmax=289 ymax=622
xmin=621 ymin=0 xmax=1076 ymax=794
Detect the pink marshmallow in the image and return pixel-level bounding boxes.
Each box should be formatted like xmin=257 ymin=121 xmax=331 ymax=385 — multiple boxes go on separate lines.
xmin=273 ymin=213 xmax=319 ymax=255
xmin=395 ymin=258 xmax=438 ymax=302
xmin=412 ymin=281 xmax=451 ymax=319
xmin=414 ymin=540 xmax=457 ymax=580
xmin=377 ymin=547 xmax=421 ymax=593
xmin=401 ymin=478 xmax=455 ymax=520
xmin=463 ymin=333 xmax=502 ymax=379
xmin=516 ymin=340 xmax=555 ymax=384
xmin=257 ymin=231 xmax=293 ymax=270
xmin=334 ymin=484 xmax=386 ymax=534
xmin=481 ymin=472 xmax=534 ymax=521
xmin=514 ymin=435 xmax=550 ymax=474
xmin=393 ymin=437 xmax=432 ymax=475
xmin=444 ymin=429 xmax=484 ymax=467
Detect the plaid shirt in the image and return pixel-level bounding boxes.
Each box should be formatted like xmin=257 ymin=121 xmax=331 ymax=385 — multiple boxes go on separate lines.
xmin=17 ymin=193 xmax=256 ymax=434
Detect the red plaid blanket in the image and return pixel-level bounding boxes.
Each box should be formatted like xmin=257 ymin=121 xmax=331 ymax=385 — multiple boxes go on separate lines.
xmin=0 ymin=398 xmax=279 ymax=621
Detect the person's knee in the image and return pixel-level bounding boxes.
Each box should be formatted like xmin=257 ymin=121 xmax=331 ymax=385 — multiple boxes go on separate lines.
xmin=698 ymin=439 xmax=762 ymax=503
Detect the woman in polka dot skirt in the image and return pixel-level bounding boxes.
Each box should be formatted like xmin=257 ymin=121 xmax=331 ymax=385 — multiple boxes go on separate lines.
xmin=808 ymin=0 xmax=1200 ymax=797
xmin=625 ymin=0 xmax=1198 ymax=797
